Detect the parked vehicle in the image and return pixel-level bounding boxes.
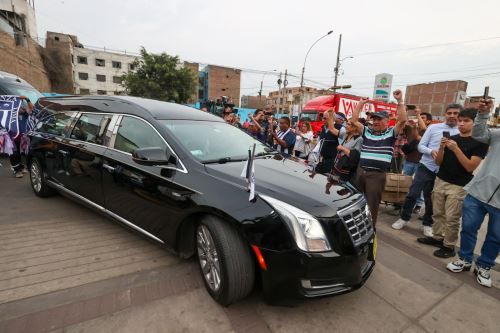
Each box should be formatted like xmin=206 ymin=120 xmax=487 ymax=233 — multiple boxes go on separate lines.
xmin=300 ymin=94 xmax=398 ymax=135
xmin=0 ymin=70 xmax=44 ymax=103
xmin=28 ymin=95 xmax=376 ymax=305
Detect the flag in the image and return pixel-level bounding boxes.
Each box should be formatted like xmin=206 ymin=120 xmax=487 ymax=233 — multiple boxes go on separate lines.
xmin=240 ymin=144 xmax=256 ymax=202
xmin=0 ymin=96 xmax=22 ymax=139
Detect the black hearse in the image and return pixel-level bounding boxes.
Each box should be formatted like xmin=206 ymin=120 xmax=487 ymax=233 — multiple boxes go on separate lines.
xmin=27 ymin=96 xmax=375 ymax=305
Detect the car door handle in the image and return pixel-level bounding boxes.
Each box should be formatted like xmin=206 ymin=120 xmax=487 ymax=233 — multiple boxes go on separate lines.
xmin=59 ymin=150 xmax=70 ymax=155
xmin=102 ymin=164 xmax=116 ymax=172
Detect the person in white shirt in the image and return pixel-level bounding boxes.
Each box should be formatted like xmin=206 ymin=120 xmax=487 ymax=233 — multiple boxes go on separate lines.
xmin=294 ymin=122 xmax=313 ymax=158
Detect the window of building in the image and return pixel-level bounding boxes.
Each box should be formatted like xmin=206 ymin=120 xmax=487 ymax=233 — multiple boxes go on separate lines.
xmin=97 ymin=90 xmax=107 ymax=95
xmin=112 ymin=76 xmax=121 ymax=84
xmin=70 ymin=114 xmax=112 ymax=145
xmin=78 ymin=72 xmax=89 ymax=80
xmin=96 ymin=74 xmax=106 ymax=82
xmin=114 ymin=116 xmax=166 ymax=154
xmin=71 ymin=54 xmax=74 ymax=64
xmin=77 ymin=56 xmax=88 ymax=64
xmin=95 ymin=58 xmax=105 ymax=67
xmin=54 ymin=36 xmax=60 ymax=41
xmin=112 ymin=61 xmax=122 ymax=69
xmin=79 ymin=88 xmax=90 ymax=95
xmin=128 ymin=63 xmax=136 ymax=71
xmin=113 ymin=91 xmax=123 ymax=95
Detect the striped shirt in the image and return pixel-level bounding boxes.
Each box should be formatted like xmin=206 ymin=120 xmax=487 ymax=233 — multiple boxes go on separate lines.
xmin=359 ymin=126 xmax=396 ymax=171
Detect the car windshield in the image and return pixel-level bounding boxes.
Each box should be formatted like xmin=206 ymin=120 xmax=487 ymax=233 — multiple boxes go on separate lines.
xmin=160 ymin=120 xmax=274 ymax=163
xmin=299 ymin=111 xmax=319 ymax=122
xmin=3 ymin=83 xmax=44 ymax=103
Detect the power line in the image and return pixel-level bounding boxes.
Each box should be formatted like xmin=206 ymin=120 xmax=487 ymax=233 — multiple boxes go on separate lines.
xmin=350 ymin=36 xmax=500 ymax=57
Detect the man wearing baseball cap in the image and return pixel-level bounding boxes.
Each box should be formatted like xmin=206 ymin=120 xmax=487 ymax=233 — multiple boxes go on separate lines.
xmin=351 ymin=92 xmax=408 ymax=226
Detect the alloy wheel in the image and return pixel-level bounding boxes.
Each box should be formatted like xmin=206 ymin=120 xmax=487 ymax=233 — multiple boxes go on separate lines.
xmin=196 ymin=224 xmax=222 ymax=292
xmin=31 ymin=162 xmax=42 ymax=193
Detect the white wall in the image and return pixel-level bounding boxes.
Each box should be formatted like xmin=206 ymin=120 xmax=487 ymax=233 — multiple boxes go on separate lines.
xmin=72 ymin=48 xmax=138 ymax=95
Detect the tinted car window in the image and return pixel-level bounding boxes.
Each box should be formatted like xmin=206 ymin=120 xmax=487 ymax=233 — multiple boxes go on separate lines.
xmin=70 ymin=114 xmax=111 ymax=145
xmin=160 ymin=120 xmax=271 ymax=162
xmin=37 ymin=111 xmax=75 ymax=136
xmin=114 ymin=116 xmax=166 ymax=154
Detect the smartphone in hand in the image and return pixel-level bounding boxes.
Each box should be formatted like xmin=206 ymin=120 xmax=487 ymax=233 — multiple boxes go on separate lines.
xmin=483 ymin=86 xmax=490 ymax=100
xmin=442 ymin=131 xmax=450 ymax=139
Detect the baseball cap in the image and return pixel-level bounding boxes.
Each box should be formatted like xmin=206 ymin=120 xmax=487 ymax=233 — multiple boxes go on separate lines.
xmin=335 ymin=112 xmax=347 ymax=121
xmin=370 ymin=110 xmax=390 ymax=119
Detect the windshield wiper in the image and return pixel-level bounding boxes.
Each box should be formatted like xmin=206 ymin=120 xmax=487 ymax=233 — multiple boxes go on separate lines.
xmin=202 ymin=157 xmax=247 ymax=164
xmin=255 ymin=150 xmax=280 ymax=158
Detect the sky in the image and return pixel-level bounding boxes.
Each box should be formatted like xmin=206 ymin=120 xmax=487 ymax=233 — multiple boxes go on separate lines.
xmin=35 ymin=0 xmax=500 ymax=101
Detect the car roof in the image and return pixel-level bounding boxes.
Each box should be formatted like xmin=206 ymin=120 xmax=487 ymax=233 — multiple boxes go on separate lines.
xmin=38 ymin=95 xmax=224 ymax=121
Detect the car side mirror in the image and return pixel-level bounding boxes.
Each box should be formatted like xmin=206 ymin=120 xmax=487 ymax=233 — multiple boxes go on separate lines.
xmin=132 ymin=147 xmax=176 ymax=167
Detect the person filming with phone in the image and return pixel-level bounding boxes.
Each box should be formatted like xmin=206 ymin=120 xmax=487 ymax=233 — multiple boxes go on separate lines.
xmin=392 ymin=103 xmax=461 ymax=236
xmin=446 ymin=92 xmax=500 ymax=288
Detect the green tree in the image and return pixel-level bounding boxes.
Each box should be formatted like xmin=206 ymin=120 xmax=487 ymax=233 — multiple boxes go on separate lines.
xmin=121 ymin=47 xmax=196 ymax=103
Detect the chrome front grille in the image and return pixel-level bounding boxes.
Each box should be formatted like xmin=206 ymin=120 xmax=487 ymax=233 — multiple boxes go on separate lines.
xmin=338 ymin=202 xmax=373 ymax=246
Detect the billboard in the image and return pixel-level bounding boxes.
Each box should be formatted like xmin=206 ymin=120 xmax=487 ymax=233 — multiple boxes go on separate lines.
xmin=373 ymin=73 xmax=393 ymax=102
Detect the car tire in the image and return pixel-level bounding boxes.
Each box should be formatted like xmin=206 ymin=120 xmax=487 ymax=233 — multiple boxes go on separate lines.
xmin=196 ymin=215 xmax=255 ymax=306
xmin=30 ymin=159 xmax=56 ymax=197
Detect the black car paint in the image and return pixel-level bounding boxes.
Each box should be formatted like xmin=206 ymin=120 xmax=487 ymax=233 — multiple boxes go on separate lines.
xmin=28 ymin=96 xmax=375 ymax=301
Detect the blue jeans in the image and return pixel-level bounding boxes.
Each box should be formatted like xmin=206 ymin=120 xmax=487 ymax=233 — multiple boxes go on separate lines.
xmin=400 ymin=164 xmax=436 ymax=226
xmin=402 ymin=161 xmax=424 ymax=207
xmin=458 ymin=195 xmax=500 ymax=268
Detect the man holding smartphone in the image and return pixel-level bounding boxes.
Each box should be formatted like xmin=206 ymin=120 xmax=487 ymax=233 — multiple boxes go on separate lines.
xmin=392 ymin=104 xmax=461 ymax=236
xmin=416 ymin=108 xmax=488 ymax=258
xmin=447 ymin=98 xmax=499 ymax=288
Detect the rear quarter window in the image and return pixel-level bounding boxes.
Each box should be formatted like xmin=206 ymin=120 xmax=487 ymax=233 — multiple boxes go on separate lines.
xmin=37 ymin=111 xmax=76 ymax=136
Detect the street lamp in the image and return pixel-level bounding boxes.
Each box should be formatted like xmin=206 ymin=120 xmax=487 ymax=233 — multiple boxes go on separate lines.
xmin=259 ymin=69 xmax=277 ymax=107
xmin=299 ymin=30 xmax=334 ymax=118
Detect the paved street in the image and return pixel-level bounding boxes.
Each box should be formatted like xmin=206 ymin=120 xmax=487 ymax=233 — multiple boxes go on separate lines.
xmin=0 ymin=157 xmax=499 ymax=333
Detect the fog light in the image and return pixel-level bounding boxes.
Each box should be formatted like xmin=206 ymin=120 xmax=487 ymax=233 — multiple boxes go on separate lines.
xmin=301 ymin=279 xmax=312 ymax=289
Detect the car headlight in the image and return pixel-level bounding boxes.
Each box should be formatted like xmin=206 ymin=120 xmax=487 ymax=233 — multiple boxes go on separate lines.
xmin=260 ymin=194 xmax=331 ymax=252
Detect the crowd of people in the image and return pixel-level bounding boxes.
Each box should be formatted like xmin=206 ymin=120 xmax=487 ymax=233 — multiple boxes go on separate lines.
xmin=1 ymin=91 xmax=498 ymax=289
xmin=219 ymin=90 xmax=498 ymax=289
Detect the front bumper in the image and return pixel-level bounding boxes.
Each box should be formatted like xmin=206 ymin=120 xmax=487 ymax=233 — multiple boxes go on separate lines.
xmin=259 ymin=234 xmax=376 ymax=301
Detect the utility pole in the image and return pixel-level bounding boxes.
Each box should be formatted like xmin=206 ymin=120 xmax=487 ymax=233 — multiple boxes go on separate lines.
xmin=332 ymin=34 xmax=342 ymax=94
xmin=259 ymin=81 xmax=263 ymax=105
xmin=282 ymin=69 xmax=288 ymax=114
xmin=276 ymin=72 xmax=282 ymax=113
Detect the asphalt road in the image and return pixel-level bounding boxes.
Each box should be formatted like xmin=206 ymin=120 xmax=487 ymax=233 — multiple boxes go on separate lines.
xmin=0 ymin=157 xmax=499 ymax=333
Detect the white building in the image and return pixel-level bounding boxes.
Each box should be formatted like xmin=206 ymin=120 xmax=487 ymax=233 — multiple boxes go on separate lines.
xmin=0 ymin=0 xmax=38 ymax=40
xmin=72 ymin=48 xmax=138 ymax=95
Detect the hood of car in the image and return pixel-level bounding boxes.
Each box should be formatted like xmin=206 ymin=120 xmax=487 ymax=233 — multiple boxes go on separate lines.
xmin=204 ymin=155 xmax=363 ymax=218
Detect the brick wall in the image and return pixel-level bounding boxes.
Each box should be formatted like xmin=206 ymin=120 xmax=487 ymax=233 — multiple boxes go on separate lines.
xmin=208 ymin=65 xmax=241 ymax=106
xmin=0 ymin=30 xmax=51 ymax=92
xmin=405 ymin=80 xmax=468 ymax=117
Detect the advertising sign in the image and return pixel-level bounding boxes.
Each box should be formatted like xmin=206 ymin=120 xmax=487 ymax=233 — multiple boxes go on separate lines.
xmin=373 ymin=73 xmax=393 ymax=102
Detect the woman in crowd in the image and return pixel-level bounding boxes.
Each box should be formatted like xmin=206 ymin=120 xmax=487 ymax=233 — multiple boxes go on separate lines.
xmin=294 ymin=121 xmax=313 ymax=158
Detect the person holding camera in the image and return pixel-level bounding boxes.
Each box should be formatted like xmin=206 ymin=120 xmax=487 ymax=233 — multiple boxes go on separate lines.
xmin=416 ymin=108 xmax=488 ymax=259
xmin=392 ymin=104 xmax=461 ymax=235
xmin=247 ymin=109 xmax=267 ymax=142
xmin=447 ymin=98 xmax=499 ymax=288
xmin=294 ymin=122 xmax=313 ymax=158
xmin=315 ymin=108 xmax=346 ymax=173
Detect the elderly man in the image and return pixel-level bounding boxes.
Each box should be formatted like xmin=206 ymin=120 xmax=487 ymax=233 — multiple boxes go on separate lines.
xmin=351 ymin=90 xmax=407 ymax=226
xmin=447 ymin=99 xmax=499 ymax=288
